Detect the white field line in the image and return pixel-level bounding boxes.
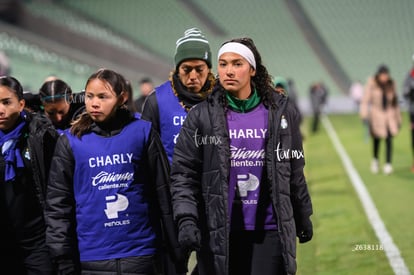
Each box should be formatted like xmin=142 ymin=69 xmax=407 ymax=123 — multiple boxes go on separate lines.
xmin=321 ymin=115 xmax=410 ymax=275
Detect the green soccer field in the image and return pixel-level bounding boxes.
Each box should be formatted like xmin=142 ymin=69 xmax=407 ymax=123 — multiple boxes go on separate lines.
xmin=186 ymin=112 xmax=414 ymax=275
xmin=297 ymin=112 xmax=414 ymax=275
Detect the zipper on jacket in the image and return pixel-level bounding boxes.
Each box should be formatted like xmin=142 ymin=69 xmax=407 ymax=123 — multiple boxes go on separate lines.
xmin=116 ymin=258 xmax=121 ymax=274
xmin=269 ymin=101 xmax=290 ymax=273
xmin=269 ymin=102 xmax=287 ymax=234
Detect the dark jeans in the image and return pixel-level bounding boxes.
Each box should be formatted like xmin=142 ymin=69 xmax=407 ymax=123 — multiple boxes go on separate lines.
xmin=229 ymin=230 xmax=286 ymax=275
xmin=311 ymin=111 xmax=321 ymax=133
xmin=373 ymin=132 xmax=392 ymax=163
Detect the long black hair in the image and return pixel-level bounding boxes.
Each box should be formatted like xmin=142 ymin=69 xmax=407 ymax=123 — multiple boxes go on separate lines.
xmin=39 ymin=79 xmax=72 ymax=103
xmin=374 ymin=64 xmax=398 ymax=109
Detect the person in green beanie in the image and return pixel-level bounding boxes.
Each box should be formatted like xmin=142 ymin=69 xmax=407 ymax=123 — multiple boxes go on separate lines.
xmin=141 ymin=27 xmax=215 ymax=275
xmin=274 ymin=76 xmax=303 ymax=128
xmin=142 ymin=27 xmax=215 ymax=163
xmin=273 ymin=76 xmax=289 ymax=96
xmin=170 ymin=37 xmax=313 ymax=275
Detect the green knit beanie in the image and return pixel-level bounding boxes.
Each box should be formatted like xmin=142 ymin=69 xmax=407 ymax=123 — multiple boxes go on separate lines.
xmin=273 ymin=76 xmax=290 ymax=95
xmin=174 ymin=28 xmax=212 ymax=69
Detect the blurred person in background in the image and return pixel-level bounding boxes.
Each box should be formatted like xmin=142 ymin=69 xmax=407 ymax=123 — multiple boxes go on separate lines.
xmin=0 ymin=50 xmax=11 ymax=76
xmin=309 ymin=81 xmax=328 ymax=133
xmin=142 ymin=27 xmax=215 ymax=275
xmin=134 ymin=77 xmax=154 ymax=113
xmin=125 ymin=78 xmax=139 ymax=114
xmin=44 ymin=75 xmax=59 ymax=83
xmin=360 ymin=65 xmax=401 ymax=175
xmin=402 ymin=54 xmax=414 ymax=172
xmin=23 ymin=90 xmax=42 ymax=113
xmin=273 ymin=75 xmax=288 ymax=96
xmin=274 ymin=76 xmax=303 ymax=126
xmin=287 ymin=78 xmax=300 ymax=111
xmin=0 ymin=76 xmax=59 ymax=274
xmin=39 ymin=78 xmax=85 ymax=133
xmin=170 ymin=37 xmax=313 ymax=275
xmin=349 ymin=80 xmax=364 ymax=112
xmin=45 ymin=68 xmax=184 ymax=275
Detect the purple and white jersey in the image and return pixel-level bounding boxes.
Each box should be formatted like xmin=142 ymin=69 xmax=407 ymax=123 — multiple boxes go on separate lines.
xmin=227 ymin=103 xmax=277 ymax=231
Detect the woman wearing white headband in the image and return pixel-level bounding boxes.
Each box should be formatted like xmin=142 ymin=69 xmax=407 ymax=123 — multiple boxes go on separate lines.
xmin=171 ymin=37 xmax=313 ymax=275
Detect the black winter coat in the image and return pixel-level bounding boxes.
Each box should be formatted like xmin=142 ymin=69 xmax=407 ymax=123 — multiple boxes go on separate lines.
xmin=26 ymin=112 xmax=60 ymax=209
xmin=0 ymin=112 xmax=58 ymax=209
xmin=0 ymin=112 xmax=59 ymax=274
xmin=170 ymin=89 xmax=313 ymax=275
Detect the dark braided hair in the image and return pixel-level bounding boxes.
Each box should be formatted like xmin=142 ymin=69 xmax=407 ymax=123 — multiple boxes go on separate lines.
xmin=39 ymin=79 xmax=73 ymax=103
xmin=216 ymin=37 xmax=276 ymax=108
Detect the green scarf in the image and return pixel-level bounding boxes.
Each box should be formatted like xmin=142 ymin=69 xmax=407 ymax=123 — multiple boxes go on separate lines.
xmin=226 ymin=89 xmax=261 ymax=113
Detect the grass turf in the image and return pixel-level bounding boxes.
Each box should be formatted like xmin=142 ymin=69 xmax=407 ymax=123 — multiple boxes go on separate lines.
xmin=297 ymin=113 xmax=413 ymax=274
xmin=187 ymin=112 xmax=413 ymax=274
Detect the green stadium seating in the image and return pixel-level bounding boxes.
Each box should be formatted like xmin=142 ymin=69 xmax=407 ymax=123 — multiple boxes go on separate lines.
xmin=14 ymin=0 xmax=414 ymax=102
xmin=0 ymin=32 xmax=92 ymax=92
xmin=299 ymin=0 xmax=414 ymax=88
xmin=55 ymin=0 xmax=341 ymax=96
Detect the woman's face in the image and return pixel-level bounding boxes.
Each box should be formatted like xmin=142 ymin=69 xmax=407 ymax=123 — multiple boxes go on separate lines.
xmin=84 ymin=79 xmax=126 ymax=123
xmin=42 ymin=99 xmax=71 ymax=127
xmin=218 ymin=52 xmax=255 ymax=98
xmin=0 ymin=86 xmax=25 ymax=131
xmin=377 ymin=72 xmax=390 ymax=84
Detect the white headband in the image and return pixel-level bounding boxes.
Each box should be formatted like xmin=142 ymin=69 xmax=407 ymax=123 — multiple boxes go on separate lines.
xmin=218 ymin=42 xmax=256 ymax=69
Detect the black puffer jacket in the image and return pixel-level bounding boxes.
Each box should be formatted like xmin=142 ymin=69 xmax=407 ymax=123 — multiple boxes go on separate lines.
xmin=0 ymin=112 xmax=58 ymax=274
xmin=170 ymin=89 xmax=313 ymax=275
xmin=24 ymin=111 xmax=60 ymax=210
